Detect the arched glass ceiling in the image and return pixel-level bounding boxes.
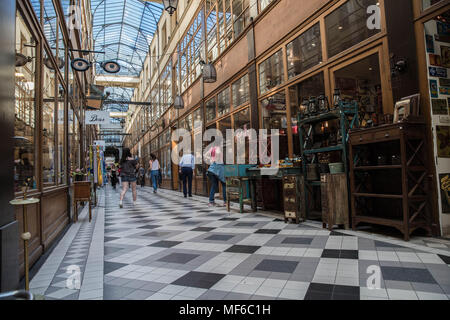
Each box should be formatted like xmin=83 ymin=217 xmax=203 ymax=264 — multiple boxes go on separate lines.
xmin=91 ymin=0 xmax=164 ymax=76
xmin=103 ymin=87 xmax=134 ymax=117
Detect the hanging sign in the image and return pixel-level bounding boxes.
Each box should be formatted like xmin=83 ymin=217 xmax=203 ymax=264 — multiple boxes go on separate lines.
xmin=85 ymin=111 xmax=110 ymax=125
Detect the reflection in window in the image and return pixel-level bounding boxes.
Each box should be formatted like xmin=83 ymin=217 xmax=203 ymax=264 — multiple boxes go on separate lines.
xmin=218 ymin=87 xmax=230 ymax=117
xmin=259 ymin=0 xmax=274 ymax=12
xmin=325 ymin=0 xmax=380 ymax=58
xmin=334 ymin=54 xmax=382 ymax=113
xmin=58 ymin=91 xmax=66 ymax=184
xmin=261 ymin=91 xmax=289 ymax=159
xmin=288 ymin=73 xmax=325 ymax=156
xmin=287 ymin=23 xmax=322 ymax=79
xmin=232 ymin=73 xmax=249 ymax=107
xmin=423 ymin=0 xmax=444 ymax=11
xmin=206 ymin=98 xmax=216 ymax=123
xmin=259 ymin=49 xmax=284 ymax=95
xmin=233 ymin=108 xmax=251 ymax=164
xmin=193 ymin=107 xmax=203 ymax=176
xmin=232 ymin=0 xmax=250 ymax=39
xmin=15 ymin=11 xmax=37 ymax=192
xmin=43 ymin=54 xmax=56 ymax=185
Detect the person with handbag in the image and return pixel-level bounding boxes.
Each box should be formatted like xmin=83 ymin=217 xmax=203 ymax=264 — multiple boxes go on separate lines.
xmin=206 ymin=146 xmax=226 ymax=207
xmin=149 ymin=154 xmax=160 ymax=194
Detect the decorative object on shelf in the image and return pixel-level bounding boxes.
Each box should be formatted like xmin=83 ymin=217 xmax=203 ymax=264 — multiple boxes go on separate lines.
xmin=391 ymin=154 xmax=401 ymax=165
xmin=299 ymin=99 xmax=309 ymax=118
xmin=308 ymin=96 xmax=318 ymax=115
xmin=328 ymin=132 xmax=337 ymax=146
xmin=163 ymin=0 xmax=178 ymax=15
xmin=384 ymin=113 xmax=394 ymax=124
xmin=318 ymin=94 xmax=330 ymax=113
xmin=377 ymin=154 xmax=387 ymax=166
xmin=332 ymin=88 xmax=341 ymax=110
xmin=306 ymin=164 xmax=319 ymax=181
xmin=393 ymin=99 xmax=411 ymax=123
xmin=329 ymin=162 xmax=344 ymax=174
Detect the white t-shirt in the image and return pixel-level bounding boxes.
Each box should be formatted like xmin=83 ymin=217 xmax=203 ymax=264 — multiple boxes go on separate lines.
xmin=151 ymin=160 xmax=160 ymax=171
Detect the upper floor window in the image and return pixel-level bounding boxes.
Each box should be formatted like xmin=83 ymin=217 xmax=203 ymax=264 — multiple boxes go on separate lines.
xmin=232 ymin=73 xmax=250 ymax=107
xmin=258 ymin=0 xmax=274 ymax=12
xmin=325 ymin=0 xmax=380 ymax=58
xmin=259 ymin=49 xmax=284 ymax=95
xmin=286 ymin=23 xmax=322 ymax=79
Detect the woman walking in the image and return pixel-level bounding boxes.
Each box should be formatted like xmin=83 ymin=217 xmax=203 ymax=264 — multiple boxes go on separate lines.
xmin=149 ymin=154 xmax=160 ymax=194
xmin=138 ymin=162 xmax=146 ymax=188
xmin=110 ymin=164 xmax=118 ymax=190
xmin=119 ymin=148 xmax=138 ymax=208
xmin=207 ymin=147 xmax=226 ymax=207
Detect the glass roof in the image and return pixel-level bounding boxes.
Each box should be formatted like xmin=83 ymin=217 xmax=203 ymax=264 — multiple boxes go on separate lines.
xmin=91 ymin=0 xmax=164 ymax=76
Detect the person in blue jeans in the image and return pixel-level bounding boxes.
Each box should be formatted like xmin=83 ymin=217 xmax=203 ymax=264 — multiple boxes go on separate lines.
xmin=207 ymin=147 xmax=226 ymax=207
xmin=149 ymin=153 xmax=160 ymax=193
xmin=179 ymin=151 xmax=195 ymax=198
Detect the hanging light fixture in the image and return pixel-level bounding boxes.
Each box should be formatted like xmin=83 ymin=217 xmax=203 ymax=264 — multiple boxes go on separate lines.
xmin=44 ymin=55 xmax=65 ymax=70
xmin=200 ymin=60 xmax=217 ymax=83
xmin=15 ymin=52 xmax=32 ymax=67
xmin=174 ymin=95 xmax=184 ymax=110
xmin=163 ymin=0 xmax=178 ymax=15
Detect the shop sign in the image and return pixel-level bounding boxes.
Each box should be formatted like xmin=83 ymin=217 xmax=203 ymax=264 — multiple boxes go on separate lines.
xmin=86 ymin=111 xmax=110 ymax=125
xmin=429 ymin=67 xmax=448 ymax=78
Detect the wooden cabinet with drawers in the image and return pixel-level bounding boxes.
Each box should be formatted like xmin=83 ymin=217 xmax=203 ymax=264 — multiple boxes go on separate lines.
xmin=282 ymin=175 xmax=306 ymax=224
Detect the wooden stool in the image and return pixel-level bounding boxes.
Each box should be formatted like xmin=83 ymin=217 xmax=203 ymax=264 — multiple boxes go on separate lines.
xmin=73 ymin=181 xmax=92 ymax=223
xmin=226 ymin=177 xmax=251 ymax=213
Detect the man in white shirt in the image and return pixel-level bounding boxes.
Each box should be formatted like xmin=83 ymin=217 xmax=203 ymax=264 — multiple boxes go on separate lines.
xmin=179 ymin=152 xmax=195 ymax=198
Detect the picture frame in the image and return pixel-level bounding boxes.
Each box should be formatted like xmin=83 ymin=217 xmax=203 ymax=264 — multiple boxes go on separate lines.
xmin=441 ymin=46 xmax=450 ymax=68
xmin=437 ymin=126 xmax=450 ymax=158
xmin=393 ymin=100 xmax=410 ymax=123
xmin=432 ymin=99 xmax=449 ymax=115
xmin=430 ymin=79 xmax=438 ymax=98
xmin=393 ymin=94 xmax=421 ymax=123
xmin=429 ymin=54 xmax=442 ymax=66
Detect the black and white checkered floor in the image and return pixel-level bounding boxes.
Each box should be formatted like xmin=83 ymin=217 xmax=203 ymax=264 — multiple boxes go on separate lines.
xmin=30 ymin=186 xmax=450 ymax=300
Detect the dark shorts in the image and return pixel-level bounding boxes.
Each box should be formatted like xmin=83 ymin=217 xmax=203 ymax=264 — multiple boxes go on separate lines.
xmin=121 ymin=175 xmax=137 ymax=183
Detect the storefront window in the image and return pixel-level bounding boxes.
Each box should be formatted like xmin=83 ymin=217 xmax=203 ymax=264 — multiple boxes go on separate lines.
xmin=218 ymin=87 xmax=230 ymax=117
xmin=233 ymin=108 xmax=251 ymax=164
xmin=43 ymin=52 xmax=57 ymax=185
xmin=325 ymin=0 xmax=380 ymax=58
xmin=287 ymin=23 xmax=322 ymax=79
xmin=423 ymin=0 xmax=444 ymax=11
xmin=259 ymin=0 xmax=274 ymax=12
xmin=206 ymin=97 xmax=216 ymax=123
xmin=261 ymin=91 xmax=289 ymax=159
xmin=259 ymin=49 xmax=284 ymax=95
xmin=193 ymin=107 xmax=203 ymax=176
xmin=289 ymin=72 xmax=325 ymax=156
xmin=232 ymin=73 xmax=249 ymax=107
xmin=219 ymin=116 xmax=232 ymax=162
xmin=185 ymin=114 xmax=193 ymax=132
xmin=334 ymin=54 xmax=382 ymax=114
xmin=58 ymin=88 xmax=66 ymax=184
xmin=14 ymin=12 xmax=37 ymax=192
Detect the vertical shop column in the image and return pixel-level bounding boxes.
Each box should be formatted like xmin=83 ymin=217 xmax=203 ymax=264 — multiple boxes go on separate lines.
xmin=0 ymin=0 xmax=19 ymax=291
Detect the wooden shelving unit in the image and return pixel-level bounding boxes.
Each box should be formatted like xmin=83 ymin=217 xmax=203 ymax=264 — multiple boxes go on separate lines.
xmin=298 ymin=101 xmax=359 ymax=220
xmin=348 ymin=120 xmax=433 ymax=241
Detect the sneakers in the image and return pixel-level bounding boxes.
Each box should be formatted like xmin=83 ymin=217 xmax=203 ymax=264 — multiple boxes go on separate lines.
xmin=133 ymin=201 xmax=137 ymax=206
xmin=119 ymin=200 xmax=123 ymax=208
xmin=208 ymin=202 xmax=216 ymax=207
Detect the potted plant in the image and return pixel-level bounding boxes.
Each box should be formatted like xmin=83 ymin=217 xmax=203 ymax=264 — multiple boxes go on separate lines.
xmin=72 ymin=168 xmax=87 ymax=182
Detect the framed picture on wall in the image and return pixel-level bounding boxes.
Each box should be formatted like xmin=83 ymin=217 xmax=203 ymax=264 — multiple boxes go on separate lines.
xmin=430 ymin=79 xmax=439 ymax=98
xmin=439 ymin=173 xmax=450 ymax=214
xmin=441 ymin=46 xmax=450 ymax=68
xmin=432 ymin=99 xmax=449 ymax=115
xmin=426 ymin=35 xmax=435 ymax=53
xmin=437 ymin=126 xmax=450 ymax=158
xmin=429 ymin=54 xmax=442 ymax=66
